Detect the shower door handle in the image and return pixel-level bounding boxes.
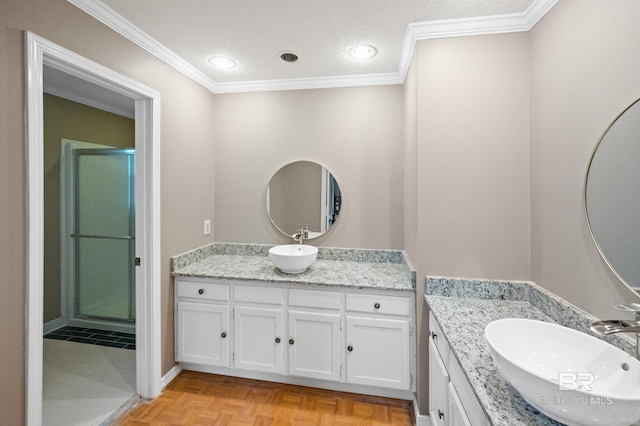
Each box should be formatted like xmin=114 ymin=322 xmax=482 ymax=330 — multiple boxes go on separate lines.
xmin=70 ymin=233 xmax=134 ymax=240
xmin=135 ymin=257 xmax=141 ymax=266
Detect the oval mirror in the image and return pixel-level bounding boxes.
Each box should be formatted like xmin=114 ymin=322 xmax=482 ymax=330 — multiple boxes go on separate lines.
xmin=266 ymin=161 xmax=342 ymax=240
xmin=585 ymin=98 xmax=640 ymax=296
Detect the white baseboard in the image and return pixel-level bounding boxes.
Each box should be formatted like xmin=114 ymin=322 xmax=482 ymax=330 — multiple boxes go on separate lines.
xmin=413 ymin=394 xmax=431 ymax=426
xmin=160 ymin=364 xmax=182 ymax=389
xmin=416 ymin=412 xmax=431 ymax=426
xmin=43 ymin=317 xmax=66 ymax=334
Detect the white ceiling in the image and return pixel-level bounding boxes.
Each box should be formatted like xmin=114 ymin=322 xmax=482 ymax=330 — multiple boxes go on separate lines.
xmin=69 ymin=0 xmax=557 ymax=93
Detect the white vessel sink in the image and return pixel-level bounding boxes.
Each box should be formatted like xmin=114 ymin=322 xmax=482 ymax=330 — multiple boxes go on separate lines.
xmin=268 ymin=244 xmax=318 ymax=274
xmin=485 ymin=318 xmax=640 ymax=426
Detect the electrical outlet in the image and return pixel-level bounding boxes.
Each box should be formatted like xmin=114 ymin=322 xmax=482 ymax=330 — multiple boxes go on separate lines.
xmin=203 ymin=220 xmax=211 ymax=235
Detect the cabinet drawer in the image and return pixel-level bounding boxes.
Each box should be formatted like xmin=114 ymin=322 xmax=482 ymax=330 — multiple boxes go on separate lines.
xmin=346 ymin=293 xmax=410 ymax=316
xmin=235 ymin=285 xmax=284 ymax=305
xmin=289 ymin=289 xmax=341 ymax=309
xmin=176 ymin=280 xmax=229 ymax=302
xmin=429 ymin=312 xmax=450 ymax=366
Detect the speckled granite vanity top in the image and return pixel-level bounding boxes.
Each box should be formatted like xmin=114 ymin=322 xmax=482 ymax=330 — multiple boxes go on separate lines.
xmin=425 ymin=277 xmax=636 ymax=426
xmin=171 ymin=243 xmax=415 ymax=292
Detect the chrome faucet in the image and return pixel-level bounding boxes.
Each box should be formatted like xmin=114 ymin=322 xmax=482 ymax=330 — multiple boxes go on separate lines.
xmin=293 ymin=224 xmax=310 ymax=244
xmin=590 ymin=303 xmax=640 ymax=359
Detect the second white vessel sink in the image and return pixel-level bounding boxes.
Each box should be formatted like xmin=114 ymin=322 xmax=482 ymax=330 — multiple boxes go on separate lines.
xmin=485 ymin=318 xmax=640 ymax=426
xmin=269 ymin=244 xmax=318 ymax=274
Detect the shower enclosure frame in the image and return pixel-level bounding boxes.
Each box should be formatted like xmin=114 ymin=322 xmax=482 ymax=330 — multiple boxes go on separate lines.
xmin=64 ymin=147 xmax=137 ymax=330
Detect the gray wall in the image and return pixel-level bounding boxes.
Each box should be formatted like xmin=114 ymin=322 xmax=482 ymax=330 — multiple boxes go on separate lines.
xmin=213 ymin=87 xmax=405 ymax=249
xmin=530 ymin=0 xmax=640 ymax=318
xmin=0 ymin=1 xmax=216 ymax=423
xmin=409 ymin=32 xmax=532 ymax=412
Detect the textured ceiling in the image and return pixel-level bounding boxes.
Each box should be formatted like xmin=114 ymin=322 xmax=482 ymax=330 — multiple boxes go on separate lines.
xmin=98 ymin=0 xmax=535 ymax=85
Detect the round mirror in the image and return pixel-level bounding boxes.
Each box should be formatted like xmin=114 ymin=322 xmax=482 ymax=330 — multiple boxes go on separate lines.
xmin=585 ymin=98 xmax=640 ymax=296
xmin=266 ymin=161 xmax=342 ymax=240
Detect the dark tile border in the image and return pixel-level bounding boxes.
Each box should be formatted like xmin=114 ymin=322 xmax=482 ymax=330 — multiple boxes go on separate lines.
xmin=45 ymin=326 xmax=136 ymax=350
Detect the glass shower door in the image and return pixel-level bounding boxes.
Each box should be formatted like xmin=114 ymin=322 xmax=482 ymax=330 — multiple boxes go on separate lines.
xmin=72 ymin=148 xmax=135 ymax=323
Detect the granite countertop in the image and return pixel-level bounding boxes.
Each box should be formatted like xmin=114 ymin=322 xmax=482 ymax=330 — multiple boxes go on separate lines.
xmin=171 ymin=242 xmax=416 ymax=292
xmin=425 ymin=277 xmax=636 ymax=426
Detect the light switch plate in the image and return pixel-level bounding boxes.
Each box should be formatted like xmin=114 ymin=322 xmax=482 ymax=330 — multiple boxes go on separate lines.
xmin=204 ymin=219 xmax=211 ymax=235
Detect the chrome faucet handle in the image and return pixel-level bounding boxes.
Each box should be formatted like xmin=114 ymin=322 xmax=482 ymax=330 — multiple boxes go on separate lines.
xmin=294 ymin=226 xmax=307 ymax=244
xmin=613 ymin=303 xmax=640 ymax=313
xmin=614 ymin=304 xmax=640 ymax=321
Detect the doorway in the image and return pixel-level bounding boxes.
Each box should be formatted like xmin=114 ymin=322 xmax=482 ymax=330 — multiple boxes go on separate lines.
xmin=25 ymin=32 xmax=162 ymax=425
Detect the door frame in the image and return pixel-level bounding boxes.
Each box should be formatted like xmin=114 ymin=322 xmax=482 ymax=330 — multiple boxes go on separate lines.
xmin=25 ymin=32 xmax=162 ymax=425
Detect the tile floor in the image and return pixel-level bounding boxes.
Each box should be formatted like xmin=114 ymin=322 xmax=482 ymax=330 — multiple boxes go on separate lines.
xmin=43 ymin=338 xmax=137 ymax=425
xmin=45 ymin=326 xmax=136 ymax=350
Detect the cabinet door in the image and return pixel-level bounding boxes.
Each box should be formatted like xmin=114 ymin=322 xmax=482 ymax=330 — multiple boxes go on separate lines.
xmin=176 ymin=301 xmax=229 ymax=366
xmin=233 ymin=306 xmax=284 ymax=373
xmin=345 ymin=316 xmax=410 ymax=390
xmin=429 ymin=338 xmax=449 ymax=426
xmin=448 ymin=381 xmax=472 ymax=426
xmin=288 ymin=310 xmax=341 ymax=381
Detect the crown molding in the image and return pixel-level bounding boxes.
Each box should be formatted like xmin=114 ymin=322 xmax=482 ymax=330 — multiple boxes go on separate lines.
xmin=411 ymin=0 xmax=558 ymax=40
xmin=68 ymin=0 xmax=557 ymax=94
xmin=213 ymin=72 xmax=403 ymax=94
xmin=68 ymin=0 xmax=218 ymax=93
xmin=396 ymin=0 xmax=557 ymax=82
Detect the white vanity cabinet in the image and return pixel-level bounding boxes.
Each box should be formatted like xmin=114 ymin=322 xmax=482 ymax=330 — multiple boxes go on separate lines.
xmin=428 ymin=312 xmax=488 ymax=426
xmin=175 ymin=277 xmax=415 ymax=398
xmin=233 ymin=285 xmax=285 ymax=374
xmin=175 ymin=280 xmax=230 ymax=366
xmin=345 ymin=293 xmax=412 ymax=390
xmin=287 ymin=289 xmax=341 ymax=381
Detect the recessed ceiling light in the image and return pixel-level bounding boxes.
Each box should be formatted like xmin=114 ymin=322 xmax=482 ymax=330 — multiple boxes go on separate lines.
xmin=280 ymin=53 xmax=298 ymax=63
xmin=208 ymin=56 xmax=237 ymax=70
xmin=349 ymin=44 xmax=377 ymax=60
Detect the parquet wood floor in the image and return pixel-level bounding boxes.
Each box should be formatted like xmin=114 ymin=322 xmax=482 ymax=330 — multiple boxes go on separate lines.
xmin=115 ymin=371 xmax=415 ymax=425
